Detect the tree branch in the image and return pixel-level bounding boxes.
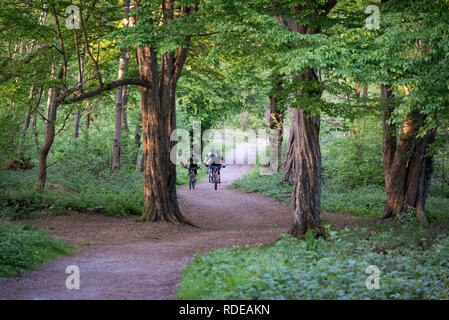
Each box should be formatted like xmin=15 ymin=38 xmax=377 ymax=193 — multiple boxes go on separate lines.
xmin=62 ymin=78 xmax=151 ymax=104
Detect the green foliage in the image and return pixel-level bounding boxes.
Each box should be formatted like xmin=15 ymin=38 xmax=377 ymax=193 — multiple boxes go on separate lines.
xmin=321 ymin=116 xmax=384 ymax=188
xmin=229 ymin=166 xmax=292 ymax=203
xmin=0 ymin=165 xmax=144 ymax=218
xmin=230 ymin=165 xmax=449 ymax=221
xmin=0 ymin=160 xmax=207 ymax=219
xmin=0 ymin=219 xmax=72 ymax=278
xmin=321 ymin=184 xmax=385 ymax=217
xmin=178 ymin=223 xmax=449 ymax=300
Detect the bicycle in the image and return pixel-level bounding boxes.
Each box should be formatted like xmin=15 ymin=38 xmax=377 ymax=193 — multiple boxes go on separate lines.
xmin=185 ymin=165 xmax=199 ymax=190
xmin=209 ymin=164 xmax=225 ymax=190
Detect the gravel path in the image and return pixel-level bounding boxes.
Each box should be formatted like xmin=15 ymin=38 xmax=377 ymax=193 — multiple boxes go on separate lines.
xmin=0 ymin=164 xmax=293 ymax=300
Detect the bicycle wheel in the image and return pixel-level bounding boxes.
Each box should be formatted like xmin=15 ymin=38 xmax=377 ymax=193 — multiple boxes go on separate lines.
xmin=214 ymin=172 xmax=218 ymax=190
xmin=189 ymin=176 xmax=192 ymax=189
xmin=192 ymin=175 xmax=196 ymax=189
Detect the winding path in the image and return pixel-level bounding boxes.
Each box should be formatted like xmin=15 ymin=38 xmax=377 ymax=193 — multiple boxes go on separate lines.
xmin=0 ymin=165 xmax=293 ymax=300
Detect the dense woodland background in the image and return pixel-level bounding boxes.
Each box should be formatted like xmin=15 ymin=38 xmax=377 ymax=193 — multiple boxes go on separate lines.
xmin=1 ymin=0 xmax=449 ymax=299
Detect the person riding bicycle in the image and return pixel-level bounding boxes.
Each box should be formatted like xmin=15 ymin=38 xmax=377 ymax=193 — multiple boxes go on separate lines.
xmin=184 ymin=153 xmax=201 ymax=177
xmin=204 ymin=150 xmax=225 ymax=183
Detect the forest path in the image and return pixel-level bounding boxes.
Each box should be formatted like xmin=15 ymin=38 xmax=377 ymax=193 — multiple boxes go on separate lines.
xmin=0 ymin=164 xmax=294 ymax=299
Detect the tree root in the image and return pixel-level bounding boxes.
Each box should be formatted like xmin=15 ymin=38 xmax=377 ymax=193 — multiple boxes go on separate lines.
xmin=136 ymin=205 xmax=198 ymax=227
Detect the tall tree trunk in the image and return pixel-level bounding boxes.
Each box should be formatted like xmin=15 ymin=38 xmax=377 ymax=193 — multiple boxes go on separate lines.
xmin=361 ymin=85 xmax=369 ymax=105
xmin=85 ymin=103 xmax=91 ymax=146
xmin=289 ymin=71 xmax=323 ymax=238
xmin=30 ymin=88 xmax=43 ymax=154
xmin=30 ymin=88 xmax=42 ymax=134
xmin=37 ymin=89 xmax=61 ymax=188
xmin=289 ymin=109 xmax=322 ymax=237
xmin=355 ymin=83 xmax=368 ymax=104
xmin=133 ymin=0 xmax=194 ymax=223
xmin=121 ymin=84 xmax=130 ymax=133
xmin=283 ymin=108 xmax=295 ymax=183
xmin=111 ymin=48 xmax=128 ymax=171
xmin=73 ymin=108 xmax=81 ymax=139
xmin=278 ymin=0 xmax=336 ymax=237
xmin=269 ymin=80 xmax=284 ymax=171
xmin=140 ymin=153 xmax=144 ymax=172
xmin=45 ymin=66 xmax=56 ymax=135
xmin=137 ymin=45 xmax=189 ymax=223
xmin=112 ymin=1 xmax=131 ymax=171
xmin=362 ymin=85 xmax=368 ymax=99
xmin=381 ymin=85 xmax=435 ymax=220
xmin=355 ymin=83 xmax=361 ymax=98
xmin=31 ymin=102 xmax=38 ymax=132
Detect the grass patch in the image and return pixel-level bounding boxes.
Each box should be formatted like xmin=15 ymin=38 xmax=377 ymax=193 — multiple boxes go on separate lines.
xmin=0 ymin=218 xmax=72 ymax=278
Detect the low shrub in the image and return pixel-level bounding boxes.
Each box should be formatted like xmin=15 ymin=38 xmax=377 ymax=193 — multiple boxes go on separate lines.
xmin=0 ymin=219 xmax=72 ymax=278
xmin=178 ymin=222 xmax=449 ymax=300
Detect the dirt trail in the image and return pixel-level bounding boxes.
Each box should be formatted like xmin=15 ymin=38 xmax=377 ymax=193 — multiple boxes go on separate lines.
xmin=0 ymin=164 xmax=296 ymax=300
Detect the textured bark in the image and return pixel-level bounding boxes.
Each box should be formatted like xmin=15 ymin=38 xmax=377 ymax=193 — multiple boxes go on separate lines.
xmin=289 ymin=70 xmax=323 ymax=238
xmin=381 ymin=85 xmax=435 ymax=220
xmin=277 ymin=0 xmax=336 ymax=238
xmin=137 ymin=44 xmax=190 ymax=224
xmin=290 ymin=109 xmax=322 ymax=238
xmin=134 ymin=0 xmax=194 ymax=223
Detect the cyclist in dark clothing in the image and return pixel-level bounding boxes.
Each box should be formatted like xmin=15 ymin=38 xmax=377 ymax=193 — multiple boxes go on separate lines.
xmin=184 ymin=153 xmax=201 ymax=176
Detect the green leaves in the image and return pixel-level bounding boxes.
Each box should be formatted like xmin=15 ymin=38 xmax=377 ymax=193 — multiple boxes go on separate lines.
xmin=0 ymin=219 xmax=72 ymax=278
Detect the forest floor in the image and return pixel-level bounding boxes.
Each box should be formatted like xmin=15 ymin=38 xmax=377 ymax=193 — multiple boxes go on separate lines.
xmin=0 ymin=164 xmax=361 ymax=300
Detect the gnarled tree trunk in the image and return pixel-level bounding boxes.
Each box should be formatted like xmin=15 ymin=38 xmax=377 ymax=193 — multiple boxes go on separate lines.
xmin=381 ymin=85 xmax=435 ymax=220
xmin=278 ymin=0 xmax=336 ymax=237
xmin=290 ymin=108 xmax=322 ymax=237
